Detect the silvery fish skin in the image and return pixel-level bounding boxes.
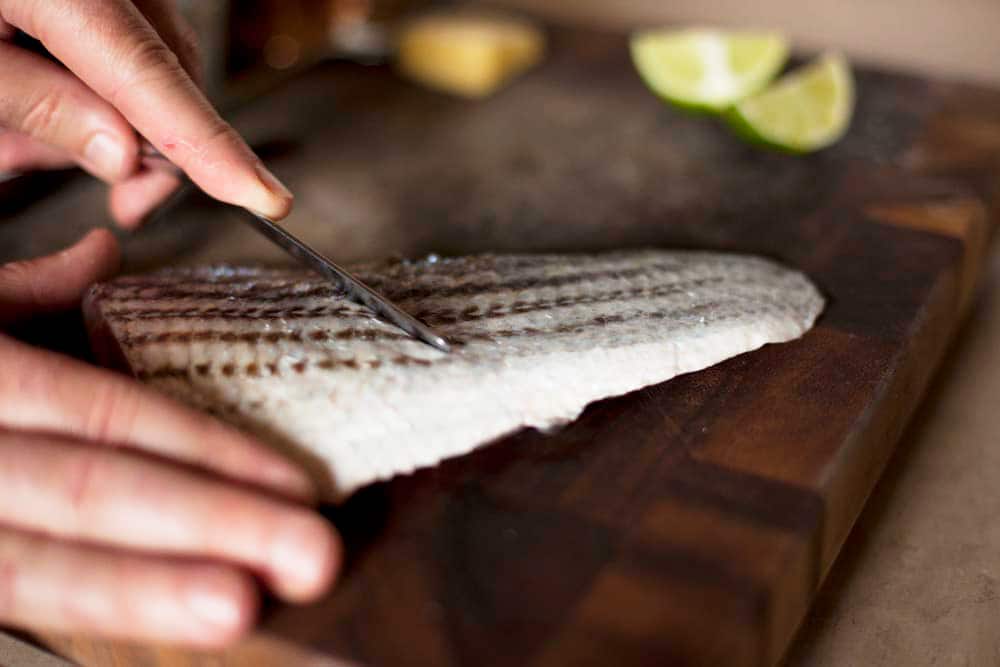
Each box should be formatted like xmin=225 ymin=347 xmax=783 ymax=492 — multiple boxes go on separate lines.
xmin=84 ymin=250 xmax=825 ymax=500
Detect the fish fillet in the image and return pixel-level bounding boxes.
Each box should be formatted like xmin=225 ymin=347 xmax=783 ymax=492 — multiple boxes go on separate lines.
xmin=84 ymin=250 xmax=824 ymax=500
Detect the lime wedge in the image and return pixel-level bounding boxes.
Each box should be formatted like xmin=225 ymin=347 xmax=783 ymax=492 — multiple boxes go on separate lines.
xmin=726 ymin=53 xmax=855 ymax=153
xmin=630 ymin=28 xmax=789 ymax=113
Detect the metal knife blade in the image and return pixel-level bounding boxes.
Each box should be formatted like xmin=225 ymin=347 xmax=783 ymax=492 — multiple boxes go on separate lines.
xmin=238 ymin=208 xmax=451 ymax=352
xmin=140 ymin=148 xmax=450 ymax=353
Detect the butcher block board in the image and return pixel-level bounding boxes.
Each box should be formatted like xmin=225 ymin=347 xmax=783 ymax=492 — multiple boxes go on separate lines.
xmin=26 ymin=26 xmax=1000 ymax=667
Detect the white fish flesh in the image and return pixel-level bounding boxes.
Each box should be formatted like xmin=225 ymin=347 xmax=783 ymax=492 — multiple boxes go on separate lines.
xmin=84 ymin=250 xmax=824 ymax=500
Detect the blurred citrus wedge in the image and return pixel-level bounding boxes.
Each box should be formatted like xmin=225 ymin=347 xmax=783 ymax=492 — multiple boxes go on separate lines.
xmin=726 ymin=53 xmax=855 ymax=152
xmin=630 ymin=28 xmax=790 ymax=113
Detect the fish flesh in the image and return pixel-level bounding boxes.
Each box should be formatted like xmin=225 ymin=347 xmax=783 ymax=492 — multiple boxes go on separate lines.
xmin=84 ymin=250 xmax=824 ymax=500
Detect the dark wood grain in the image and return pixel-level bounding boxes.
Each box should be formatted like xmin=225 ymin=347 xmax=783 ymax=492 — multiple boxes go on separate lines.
xmin=9 ymin=25 xmax=999 ymax=667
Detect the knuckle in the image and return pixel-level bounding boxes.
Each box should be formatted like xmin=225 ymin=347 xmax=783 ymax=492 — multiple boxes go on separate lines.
xmin=0 ymin=344 xmax=47 ymax=410
xmin=20 ymin=91 xmax=65 ymax=140
xmin=0 ymin=258 xmax=32 ymax=291
xmin=0 ymin=258 xmax=41 ymax=308
xmin=129 ymin=35 xmax=181 ymax=73
xmin=65 ymin=447 xmax=115 ymax=517
xmin=83 ymin=379 xmax=139 ymax=445
xmin=110 ymin=36 xmax=185 ymax=107
xmin=167 ymin=118 xmax=236 ymax=175
xmin=194 ymin=121 xmax=240 ymax=166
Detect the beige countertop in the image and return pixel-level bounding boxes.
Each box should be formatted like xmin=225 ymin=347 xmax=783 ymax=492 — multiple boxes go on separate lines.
xmin=786 ymin=246 xmax=1000 ymax=665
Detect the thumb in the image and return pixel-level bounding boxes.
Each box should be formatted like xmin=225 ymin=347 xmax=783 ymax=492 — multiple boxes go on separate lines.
xmin=0 ymin=229 xmax=121 ymax=326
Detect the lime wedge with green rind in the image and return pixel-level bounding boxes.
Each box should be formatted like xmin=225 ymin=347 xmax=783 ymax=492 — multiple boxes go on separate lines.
xmin=630 ymin=28 xmax=790 ymax=113
xmin=726 ymin=53 xmax=855 ymax=153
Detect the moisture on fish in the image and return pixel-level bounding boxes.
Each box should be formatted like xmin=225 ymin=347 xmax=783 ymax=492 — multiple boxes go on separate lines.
xmin=84 ymin=250 xmax=825 ymax=500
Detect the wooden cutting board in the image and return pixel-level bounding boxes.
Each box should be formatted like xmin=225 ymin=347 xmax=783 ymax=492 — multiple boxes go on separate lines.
xmin=20 ymin=26 xmax=1000 ymax=667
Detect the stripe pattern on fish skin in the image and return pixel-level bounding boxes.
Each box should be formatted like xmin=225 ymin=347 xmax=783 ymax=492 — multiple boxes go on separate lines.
xmin=84 ymin=250 xmax=825 ymax=501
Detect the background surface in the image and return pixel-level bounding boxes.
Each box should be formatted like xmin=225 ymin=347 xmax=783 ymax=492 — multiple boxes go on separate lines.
xmin=497 ymin=0 xmax=1000 ymax=86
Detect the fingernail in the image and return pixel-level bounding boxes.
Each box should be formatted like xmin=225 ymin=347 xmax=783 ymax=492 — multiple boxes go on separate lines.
xmin=185 ymin=577 xmax=243 ymax=631
xmin=269 ymin=515 xmax=333 ymax=599
xmin=254 ymin=162 xmax=294 ymax=205
xmin=84 ymin=132 xmax=127 ymax=181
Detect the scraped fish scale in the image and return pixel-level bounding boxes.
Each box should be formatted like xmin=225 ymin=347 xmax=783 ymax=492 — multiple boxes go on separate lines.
xmin=85 ymin=250 xmax=824 ymax=500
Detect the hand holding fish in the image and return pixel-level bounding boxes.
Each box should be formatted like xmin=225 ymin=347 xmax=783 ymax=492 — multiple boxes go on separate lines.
xmin=0 ymin=230 xmax=341 ymax=645
xmin=0 ymin=0 xmax=293 ymax=225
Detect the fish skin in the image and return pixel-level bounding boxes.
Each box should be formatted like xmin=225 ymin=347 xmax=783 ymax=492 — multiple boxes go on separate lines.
xmin=84 ymin=250 xmax=824 ymax=501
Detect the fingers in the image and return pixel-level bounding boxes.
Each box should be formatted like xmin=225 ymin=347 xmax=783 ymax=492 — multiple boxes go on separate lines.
xmin=108 ymin=167 xmax=182 ymax=229
xmin=0 ymin=335 xmax=316 ymax=502
xmin=0 ymin=2 xmax=203 ymax=225
xmin=133 ymin=0 xmax=203 ymax=84
xmin=0 ymin=131 xmax=75 ymax=173
xmin=0 ymin=42 xmax=139 ymax=182
xmin=103 ymin=0 xmax=203 ymax=228
xmin=0 ymin=229 xmax=121 ymax=326
xmin=0 ymin=529 xmax=257 ymax=646
xmin=0 ymin=432 xmax=341 ymax=602
xmin=2 ymin=0 xmax=294 ymax=219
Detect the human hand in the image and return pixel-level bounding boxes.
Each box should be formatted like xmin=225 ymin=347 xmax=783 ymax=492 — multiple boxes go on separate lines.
xmin=0 ymin=0 xmax=293 ymax=226
xmin=0 ymin=230 xmax=340 ymax=646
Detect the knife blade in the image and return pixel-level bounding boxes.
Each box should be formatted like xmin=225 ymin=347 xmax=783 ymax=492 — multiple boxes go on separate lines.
xmin=140 ymin=148 xmax=451 ymax=353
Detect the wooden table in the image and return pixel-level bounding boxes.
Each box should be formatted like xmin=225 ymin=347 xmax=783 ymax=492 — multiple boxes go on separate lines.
xmin=3 ymin=26 xmax=999 ymax=667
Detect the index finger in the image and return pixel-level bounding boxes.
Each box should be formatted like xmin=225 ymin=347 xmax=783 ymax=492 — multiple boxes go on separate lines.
xmin=0 ymin=334 xmax=315 ymax=503
xmin=0 ymin=431 xmax=340 ymax=602
xmin=1 ymin=0 xmax=293 ymax=219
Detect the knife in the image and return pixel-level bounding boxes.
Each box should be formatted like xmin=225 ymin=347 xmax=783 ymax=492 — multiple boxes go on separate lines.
xmin=140 ymin=147 xmax=451 ymax=353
